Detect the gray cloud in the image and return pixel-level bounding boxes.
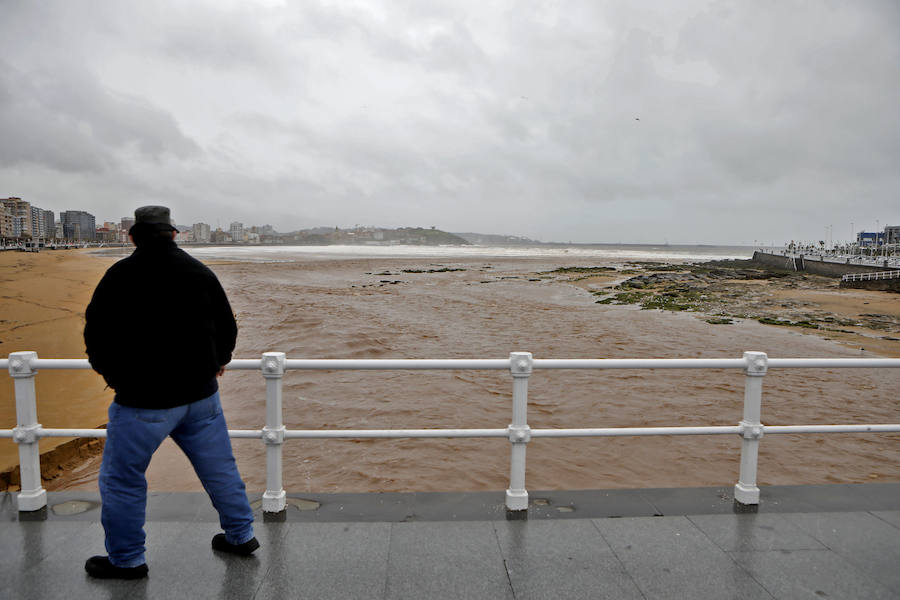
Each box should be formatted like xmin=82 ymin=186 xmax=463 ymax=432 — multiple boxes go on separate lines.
xmin=0 ymin=0 xmax=897 ymax=244
xmin=0 ymin=59 xmax=199 ymax=173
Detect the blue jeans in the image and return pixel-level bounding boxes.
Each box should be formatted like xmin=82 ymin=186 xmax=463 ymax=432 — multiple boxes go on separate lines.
xmin=99 ymin=391 xmax=255 ymax=567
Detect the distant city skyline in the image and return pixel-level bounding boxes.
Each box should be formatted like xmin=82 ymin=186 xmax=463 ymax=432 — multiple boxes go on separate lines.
xmin=3 ymin=193 xmax=899 ymax=248
xmin=2 ymin=1 xmax=899 ymax=245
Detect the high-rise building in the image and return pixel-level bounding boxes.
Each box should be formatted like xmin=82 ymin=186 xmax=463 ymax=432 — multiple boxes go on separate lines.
xmin=230 ymin=222 xmax=244 ymax=243
xmin=193 ymin=222 xmax=211 ymax=243
xmin=1 ymin=197 xmax=32 ymax=238
xmin=0 ymin=205 xmax=13 ymax=238
xmin=43 ymin=210 xmax=55 ymax=239
xmin=885 ymin=225 xmax=900 ymax=246
xmin=22 ymin=205 xmax=55 ymax=239
xmin=60 ymin=210 xmax=96 ymax=241
xmin=30 ymin=206 xmax=54 ymax=238
xmin=31 ymin=206 xmax=43 ymax=238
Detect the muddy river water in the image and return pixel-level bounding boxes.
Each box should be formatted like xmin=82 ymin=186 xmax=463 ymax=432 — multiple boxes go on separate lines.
xmin=55 ymin=250 xmax=900 ymax=493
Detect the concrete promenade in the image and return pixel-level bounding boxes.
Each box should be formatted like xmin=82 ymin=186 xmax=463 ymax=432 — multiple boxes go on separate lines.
xmin=1 ymin=484 xmax=898 ymax=599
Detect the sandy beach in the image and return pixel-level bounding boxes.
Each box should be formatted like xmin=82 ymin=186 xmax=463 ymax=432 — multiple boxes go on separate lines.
xmin=0 ymin=249 xmax=118 ymax=480
xmin=1 ymin=248 xmax=898 ymax=494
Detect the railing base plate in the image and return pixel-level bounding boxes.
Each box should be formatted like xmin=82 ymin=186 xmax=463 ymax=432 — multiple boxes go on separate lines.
xmin=505 ymin=508 xmax=528 ymax=521
xmin=263 ymin=509 xmax=287 ymax=523
xmin=733 ymin=500 xmax=759 ymax=514
xmin=18 ymin=506 xmax=48 ymax=521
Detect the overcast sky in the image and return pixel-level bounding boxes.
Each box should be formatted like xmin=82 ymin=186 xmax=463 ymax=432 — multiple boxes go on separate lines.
xmin=2 ymin=1 xmax=898 ymax=244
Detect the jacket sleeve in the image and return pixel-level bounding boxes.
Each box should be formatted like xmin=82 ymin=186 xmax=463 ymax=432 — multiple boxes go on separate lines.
xmin=84 ymin=269 xmax=119 ymax=385
xmin=209 ymin=274 xmax=238 ymax=368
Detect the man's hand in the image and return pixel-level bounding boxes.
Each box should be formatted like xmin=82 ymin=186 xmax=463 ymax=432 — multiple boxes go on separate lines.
xmin=217 ymin=366 xmax=226 ymax=377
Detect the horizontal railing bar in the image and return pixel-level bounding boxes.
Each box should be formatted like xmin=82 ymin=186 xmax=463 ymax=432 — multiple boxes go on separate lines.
xmin=531 ymin=426 xmax=740 ymax=436
xmin=283 ymin=428 xmax=508 ymax=438
xmin=227 ymin=430 xmax=264 ymax=438
xmin=767 ymin=358 xmax=900 ymax=368
xmin=765 ymin=424 xmax=900 ymax=434
xmin=28 ymin=359 xmax=93 ymax=369
xmin=226 ymin=359 xmax=263 ymax=370
xmin=282 ymin=359 xmax=511 ymax=370
xmin=10 ymin=357 xmax=900 ymax=371
xmin=532 ymin=359 xmax=746 ymax=369
xmin=4 ymin=424 xmax=898 ymax=442
xmin=36 ymin=429 xmax=106 ymax=438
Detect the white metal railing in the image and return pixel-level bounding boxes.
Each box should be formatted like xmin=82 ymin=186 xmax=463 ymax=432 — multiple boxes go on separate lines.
xmin=3 ymin=351 xmax=900 ymax=515
xmin=841 ymin=270 xmax=900 ymax=282
xmin=777 ymin=251 xmax=900 ymax=269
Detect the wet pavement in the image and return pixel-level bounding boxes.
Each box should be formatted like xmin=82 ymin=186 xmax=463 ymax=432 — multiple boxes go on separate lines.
xmin=1 ymin=484 xmax=898 ymax=599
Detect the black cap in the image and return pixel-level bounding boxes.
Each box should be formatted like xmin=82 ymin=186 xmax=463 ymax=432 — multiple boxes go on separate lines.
xmin=132 ymin=206 xmax=178 ymax=232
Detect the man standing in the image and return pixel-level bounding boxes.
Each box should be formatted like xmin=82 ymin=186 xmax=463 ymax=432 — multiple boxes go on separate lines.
xmin=83 ymin=206 xmax=257 ymax=579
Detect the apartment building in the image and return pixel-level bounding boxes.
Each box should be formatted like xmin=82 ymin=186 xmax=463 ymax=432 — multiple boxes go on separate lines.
xmin=230 ymin=222 xmax=244 ymax=243
xmin=192 ymin=222 xmax=211 ymax=243
xmin=1 ymin=197 xmax=32 ymax=238
xmin=60 ymin=210 xmax=96 ymax=241
xmin=30 ymin=206 xmax=56 ymax=239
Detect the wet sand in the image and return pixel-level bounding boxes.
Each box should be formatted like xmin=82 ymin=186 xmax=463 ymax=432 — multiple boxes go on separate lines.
xmin=2 ymin=251 xmax=899 ymax=493
xmin=0 ymin=249 xmax=117 ymax=477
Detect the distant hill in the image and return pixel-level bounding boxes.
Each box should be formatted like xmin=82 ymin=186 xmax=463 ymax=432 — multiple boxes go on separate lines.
xmin=453 ymin=232 xmax=543 ymax=246
xmin=277 ymin=226 xmax=470 ymax=246
xmin=387 ymin=227 xmax=470 ymax=245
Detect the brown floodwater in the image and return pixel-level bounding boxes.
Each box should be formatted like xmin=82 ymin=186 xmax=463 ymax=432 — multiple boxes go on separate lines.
xmin=56 ymin=256 xmax=900 ymax=493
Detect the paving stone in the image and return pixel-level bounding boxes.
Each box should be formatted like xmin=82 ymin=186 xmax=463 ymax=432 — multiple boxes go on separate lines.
xmin=781 ymin=512 xmax=900 ymax=593
xmin=594 ymin=515 xmax=773 ymax=599
xmin=761 ymin=484 xmax=900 ymax=513
xmin=871 ymin=510 xmax=900 ymax=529
xmin=494 ymin=519 xmax=643 ymax=599
xmin=287 ymin=491 xmax=417 ymax=522
xmin=687 ymin=513 xmax=826 ymax=552
xmin=0 ymin=521 xmax=96 ymax=589
xmin=139 ymin=520 xmax=286 ymax=599
xmin=12 ymin=522 xmax=144 ymax=600
xmin=410 ymin=490 xmax=507 ymax=521
xmin=385 ymin=521 xmax=514 ymax=600
xmin=0 ymin=492 xmax=17 ymax=522
xmin=255 ymin=522 xmax=391 ymax=600
xmin=640 ymin=487 xmax=736 ymax=516
xmin=528 ymin=488 xmax=659 ymax=518
xmin=730 ymin=549 xmax=896 ymax=599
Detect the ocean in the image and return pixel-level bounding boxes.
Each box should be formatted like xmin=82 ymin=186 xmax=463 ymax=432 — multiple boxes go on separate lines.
xmin=98 ymin=242 xmax=759 ymax=263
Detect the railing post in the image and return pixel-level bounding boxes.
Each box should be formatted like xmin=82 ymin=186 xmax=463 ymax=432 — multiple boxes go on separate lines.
xmin=506 ymin=352 xmax=532 ymax=519
xmin=9 ymin=351 xmax=47 ymax=512
xmin=260 ymin=352 xmax=286 ymax=519
xmin=735 ymin=351 xmax=767 ymax=509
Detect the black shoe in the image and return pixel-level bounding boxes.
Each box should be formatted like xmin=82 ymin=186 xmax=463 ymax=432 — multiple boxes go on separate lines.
xmin=211 ymin=533 xmax=260 ymax=556
xmin=84 ymin=556 xmax=148 ymax=579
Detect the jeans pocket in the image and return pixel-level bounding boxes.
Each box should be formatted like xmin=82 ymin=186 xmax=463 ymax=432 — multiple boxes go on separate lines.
xmin=135 ymin=408 xmax=166 ymax=423
xmin=204 ymin=395 xmax=223 ymax=420
xmin=187 ymin=393 xmax=223 ymax=423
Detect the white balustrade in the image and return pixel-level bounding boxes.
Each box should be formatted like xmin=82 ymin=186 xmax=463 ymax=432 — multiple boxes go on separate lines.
xmin=841 ymin=270 xmax=900 ymax=282
xmin=3 ymin=351 xmax=900 ymax=517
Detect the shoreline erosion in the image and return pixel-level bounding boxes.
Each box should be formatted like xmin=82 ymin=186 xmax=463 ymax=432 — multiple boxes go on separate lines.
xmin=1 ymin=247 xmax=898 ymax=493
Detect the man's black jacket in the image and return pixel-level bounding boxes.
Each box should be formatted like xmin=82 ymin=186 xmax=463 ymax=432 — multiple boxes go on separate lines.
xmin=84 ymin=239 xmax=238 ymax=409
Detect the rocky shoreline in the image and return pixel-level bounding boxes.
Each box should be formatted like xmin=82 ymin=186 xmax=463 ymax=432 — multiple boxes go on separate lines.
xmin=545 ymin=259 xmax=900 ymax=356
